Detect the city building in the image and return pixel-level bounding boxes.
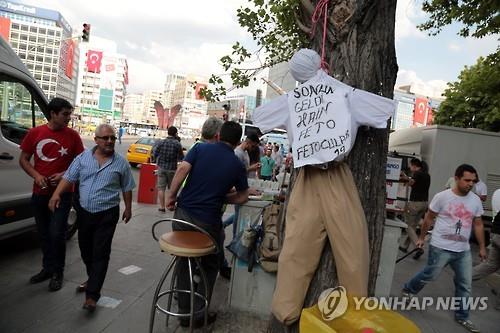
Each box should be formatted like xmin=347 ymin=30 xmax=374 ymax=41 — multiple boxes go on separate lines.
xmin=163 ymin=73 xmax=208 ymax=131
xmin=265 ymin=62 xmax=296 ymax=99
xmin=207 ymin=93 xmax=264 ymax=123
xmin=122 ymin=93 xmax=144 ymax=123
xmin=75 ymin=36 xmax=128 ymax=125
xmin=163 ymin=73 xmax=185 ymax=109
xmin=392 ymin=87 xmax=443 ymax=131
xmin=0 ymin=0 xmax=78 ymax=102
xmin=142 ymin=90 xmax=163 ymax=124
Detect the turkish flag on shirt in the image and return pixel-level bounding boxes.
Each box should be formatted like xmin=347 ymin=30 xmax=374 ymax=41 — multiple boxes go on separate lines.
xmin=414 ymin=97 xmax=428 ymax=125
xmin=86 ymin=50 xmax=103 ymax=73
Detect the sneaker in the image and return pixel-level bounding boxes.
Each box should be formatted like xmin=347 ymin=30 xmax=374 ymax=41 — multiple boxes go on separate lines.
xmin=401 ymin=289 xmax=415 ymax=305
xmin=29 ymin=269 xmax=52 ymax=284
xmin=413 ymin=248 xmax=424 ymax=260
xmin=48 ymin=273 xmax=64 ymax=291
xmin=455 ymin=319 xmax=480 ymax=333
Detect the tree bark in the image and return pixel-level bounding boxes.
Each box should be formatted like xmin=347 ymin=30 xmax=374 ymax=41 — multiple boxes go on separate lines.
xmin=268 ymin=0 xmax=398 ymax=332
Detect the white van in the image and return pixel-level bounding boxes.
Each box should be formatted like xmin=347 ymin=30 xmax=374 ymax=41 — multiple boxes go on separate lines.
xmin=0 ymin=37 xmax=77 ymax=240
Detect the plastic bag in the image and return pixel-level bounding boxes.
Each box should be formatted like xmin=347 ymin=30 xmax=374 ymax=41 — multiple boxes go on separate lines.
xmin=300 ymin=303 xmax=421 ymax=333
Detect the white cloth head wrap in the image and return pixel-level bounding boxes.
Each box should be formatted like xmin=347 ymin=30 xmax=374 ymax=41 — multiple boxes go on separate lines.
xmin=289 ymin=48 xmax=322 ymax=83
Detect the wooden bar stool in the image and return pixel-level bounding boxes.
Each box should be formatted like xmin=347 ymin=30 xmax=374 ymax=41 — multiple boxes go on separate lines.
xmin=149 ymin=218 xmax=218 ymax=333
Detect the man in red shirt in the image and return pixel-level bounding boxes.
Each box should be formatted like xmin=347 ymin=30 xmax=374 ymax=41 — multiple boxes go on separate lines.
xmin=19 ymin=97 xmax=84 ymax=291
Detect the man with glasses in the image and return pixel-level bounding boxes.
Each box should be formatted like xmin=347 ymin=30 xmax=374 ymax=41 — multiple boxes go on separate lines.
xmin=19 ymin=97 xmax=84 ymax=291
xmin=49 ymin=124 xmax=135 ymax=313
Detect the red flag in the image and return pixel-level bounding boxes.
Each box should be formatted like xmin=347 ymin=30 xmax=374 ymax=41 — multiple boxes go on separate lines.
xmin=86 ymin=50 xmax=103 ymax=73
xmin=105 ymin=64 xmax=115 ymax=71
xmin=65 ymin=40 xmax=74 ymax=79
xmin=0 ymin=17 xmax=11 ymax=41
xmin=426 ymin=106 xmax=433 ymax=125
xmin=414 ymin=97 xmax=428 ymax=125
xmin=194 ymin=83 xmax=207 ymax=100
xmin=154 ymin=101 xmax=166 ymax=129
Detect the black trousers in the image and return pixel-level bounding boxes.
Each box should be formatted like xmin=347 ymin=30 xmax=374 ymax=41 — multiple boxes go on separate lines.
xmin=173 ymin=208 xmax=222 ymax=318
xmin=78 ymin=206 xmax=119 ymax=301
xmin=31 ymin=193 xmax=72 ymax=275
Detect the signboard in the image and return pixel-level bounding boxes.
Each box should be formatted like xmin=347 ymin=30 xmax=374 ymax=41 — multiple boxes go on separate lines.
xmin=0 ymin=16 xmax=11 ymax=41
xmin=386 ymin=156 xmax=403 ymax=209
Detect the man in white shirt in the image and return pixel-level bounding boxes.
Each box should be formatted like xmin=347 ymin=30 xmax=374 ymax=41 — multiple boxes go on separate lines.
xmin=473 ymin=176 xmax=487 ymax=202
xmin=402 ymin=164 xmax=487 ymax=333
xmin=271 ymin=144 xmax=283 ymax=179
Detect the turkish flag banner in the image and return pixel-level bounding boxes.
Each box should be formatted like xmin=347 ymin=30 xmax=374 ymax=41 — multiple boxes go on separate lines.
xmin=413 ymin=97 xmax=428 ymax=125
xmin=426 ymin=106 xmax=433 ymax=125
xmin=106 ymin=64 xmax=115 ymax=71
xmin=86 ymin=50 xmax=103 ymax=73
xmin=195 ymin=83 xmax=207 ymax=100
xmin=65 ymin=40 xmax=74 ymax=79
xmin=0 ymin=17 xmax=11 ymax=41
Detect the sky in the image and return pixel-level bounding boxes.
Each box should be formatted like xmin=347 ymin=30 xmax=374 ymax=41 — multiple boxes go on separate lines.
xmin=19 ymin=0 xmax=499 ymax=99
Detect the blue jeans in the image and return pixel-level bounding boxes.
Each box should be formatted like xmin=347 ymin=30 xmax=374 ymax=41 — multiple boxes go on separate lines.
xmin=31 ymin=193 xmax=72 ymax=274
xmin=222 ymin=205 xmax=240 ymax=239
xmin=221 ymin=205 xmax=240 ymax=267
xmin=403 ymin=244 xmax=472 ymax=320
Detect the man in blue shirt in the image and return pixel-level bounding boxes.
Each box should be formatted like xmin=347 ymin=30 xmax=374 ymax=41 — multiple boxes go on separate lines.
xmin=166 ymin=121 xmax=249 ymax=328
xmin=49 ymin=124 xmax=135 ymax=313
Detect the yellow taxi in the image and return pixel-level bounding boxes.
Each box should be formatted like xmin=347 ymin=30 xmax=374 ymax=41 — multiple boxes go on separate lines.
xmin=126 ymin=137 xmax=160 ymax=167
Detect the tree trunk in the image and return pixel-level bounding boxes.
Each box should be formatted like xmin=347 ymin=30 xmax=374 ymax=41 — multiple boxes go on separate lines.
xmin=268 ymin=0 xmax=398 ymax=332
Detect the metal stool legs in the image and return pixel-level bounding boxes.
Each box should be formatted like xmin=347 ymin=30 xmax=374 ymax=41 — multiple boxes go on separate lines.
xmin=149 ymin=256 xmax=209 ymax=333
xmin=149 ymin=256 xmax=177 ymax=333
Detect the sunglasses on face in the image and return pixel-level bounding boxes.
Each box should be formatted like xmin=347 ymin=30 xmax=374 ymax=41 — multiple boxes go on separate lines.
xmin=96 ymin=135 xmax=117 ymax=141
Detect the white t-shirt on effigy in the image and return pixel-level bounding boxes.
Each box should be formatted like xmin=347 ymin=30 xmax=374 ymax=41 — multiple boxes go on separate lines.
xmin=429 ymin=189 xmax=484 ymax=252
xmin=252 ymin=70 xmax=397 ymax=168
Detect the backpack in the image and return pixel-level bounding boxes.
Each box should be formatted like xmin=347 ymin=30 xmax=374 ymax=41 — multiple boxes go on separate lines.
xmin=258 ymin=202 xmax=283 ymax=272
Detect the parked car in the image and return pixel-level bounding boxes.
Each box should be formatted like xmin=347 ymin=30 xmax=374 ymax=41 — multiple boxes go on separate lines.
xmin=126 ymin=137 xmax=160 ymax=167
xmin=0 ymin=37 xmax=77 ymax=240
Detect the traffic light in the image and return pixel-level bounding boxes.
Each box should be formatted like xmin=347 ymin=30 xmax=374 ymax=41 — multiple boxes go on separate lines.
xmin=82 ymin=23 xmax=91 ymax=42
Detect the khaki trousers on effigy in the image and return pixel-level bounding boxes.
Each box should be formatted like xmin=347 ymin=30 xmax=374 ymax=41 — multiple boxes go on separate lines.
xmin=271 ymin=163 xmax=370 ymax=325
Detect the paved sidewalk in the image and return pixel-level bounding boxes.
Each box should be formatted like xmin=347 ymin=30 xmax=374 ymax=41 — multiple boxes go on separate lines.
xmin=0 ymin=201 xmax=498 ymax=332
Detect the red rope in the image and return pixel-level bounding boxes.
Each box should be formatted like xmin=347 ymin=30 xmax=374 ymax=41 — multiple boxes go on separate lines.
xmin=310 ymin=0 xmax=331 ymax=73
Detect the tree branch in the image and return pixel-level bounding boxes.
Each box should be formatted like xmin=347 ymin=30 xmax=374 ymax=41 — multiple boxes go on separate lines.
xmin=295 ymin=14 xmax=312 ymax=34
xmin=299 ymin=0 xmax=315 ymax=17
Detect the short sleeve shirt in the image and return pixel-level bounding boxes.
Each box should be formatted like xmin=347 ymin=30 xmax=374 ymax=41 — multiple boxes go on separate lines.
xmin=253 ymin=70 xmax=396 ymax=168
xmin=429 ymin=189 xmax=484 ymax=252
xmin=178 ymin=142 xmax=248 ymax=225
xmin=20 ymin=124 xmax=84 ymax=194
xmin=260 ymin=156 xmax=275 ymax=177
xmin=409 ymin=171 xmax=431 ymax=202
xmin=234 ymin=146 xmax=250 ymax=170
